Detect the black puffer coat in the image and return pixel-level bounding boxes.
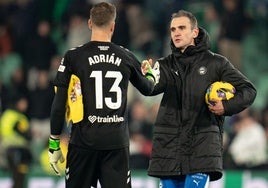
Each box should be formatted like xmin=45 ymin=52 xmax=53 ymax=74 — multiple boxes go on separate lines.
xmin=147 ymin=28 xmax=256 ymax=181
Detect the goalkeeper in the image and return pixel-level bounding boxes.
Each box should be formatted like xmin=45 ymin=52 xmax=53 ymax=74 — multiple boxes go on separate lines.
xmin=48 ymin=2 xmax=159 ymax=188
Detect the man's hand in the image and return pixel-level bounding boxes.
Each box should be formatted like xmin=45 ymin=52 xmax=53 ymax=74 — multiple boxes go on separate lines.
xmin=48 ymin=136 xmax=65 ymax=176
xmin=141 ymin=59 xmax=160 ymax=85
xmin=208 ymin=99 xmax=225 ymax=115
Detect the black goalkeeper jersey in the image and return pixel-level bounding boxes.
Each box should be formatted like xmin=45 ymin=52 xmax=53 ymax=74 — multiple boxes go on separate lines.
xmin=53 ymin=41 xmax=154 ymax=150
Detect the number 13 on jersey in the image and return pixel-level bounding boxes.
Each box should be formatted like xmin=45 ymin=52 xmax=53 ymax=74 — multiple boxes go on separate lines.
xmin=90 ymin=70 xmax=122 ymax=110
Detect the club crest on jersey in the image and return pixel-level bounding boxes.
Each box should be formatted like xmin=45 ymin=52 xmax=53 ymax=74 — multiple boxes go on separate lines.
xmin=198 ymin=66 xmax=207 ymax=75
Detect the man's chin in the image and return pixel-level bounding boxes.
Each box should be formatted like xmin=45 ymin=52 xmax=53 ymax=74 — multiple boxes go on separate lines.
xmin=174 ymin=44 xmax=183 ymax=49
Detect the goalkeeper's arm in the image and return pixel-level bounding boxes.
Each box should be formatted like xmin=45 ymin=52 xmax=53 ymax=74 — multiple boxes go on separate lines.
xmin=50 ymin=87 xmax=67 ymax=135
xmin=49 ymin=87 xmax=67 ymax=175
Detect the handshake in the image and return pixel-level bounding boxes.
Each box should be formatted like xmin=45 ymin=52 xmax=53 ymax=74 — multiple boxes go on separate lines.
xmin=141 ymin=59 xmax=160 ymax=85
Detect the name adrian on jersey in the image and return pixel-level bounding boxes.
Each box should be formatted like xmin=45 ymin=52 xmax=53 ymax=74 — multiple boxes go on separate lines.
xmin=88 ymin=53 xmax=121 ymax=66
xmin=88 ymin=115 xmax=124 ymax=124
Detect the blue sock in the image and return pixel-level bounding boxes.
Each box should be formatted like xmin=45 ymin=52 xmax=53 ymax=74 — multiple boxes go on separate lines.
xmin=159 ymin=179 xmax=185 ymax=188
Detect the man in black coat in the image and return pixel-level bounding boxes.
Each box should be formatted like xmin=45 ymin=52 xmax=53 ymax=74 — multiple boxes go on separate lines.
xmin=143 ymin=10 xmax=256 ymax=188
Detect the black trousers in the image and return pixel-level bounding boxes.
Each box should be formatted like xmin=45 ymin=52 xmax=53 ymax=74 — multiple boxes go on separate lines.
xmin=66 ymin=144 xmax=131 ymax=188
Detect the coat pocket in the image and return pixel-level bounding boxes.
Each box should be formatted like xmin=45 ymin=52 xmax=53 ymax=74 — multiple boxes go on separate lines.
xmin=192 ymin=125 xmax=223 ymax=157
xmin=151 ymin=126 xmax=178 ymax=159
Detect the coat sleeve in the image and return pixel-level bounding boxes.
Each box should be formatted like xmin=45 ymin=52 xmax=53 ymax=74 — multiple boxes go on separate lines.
xmin=219 ymin=58 xmax=257 ymax=116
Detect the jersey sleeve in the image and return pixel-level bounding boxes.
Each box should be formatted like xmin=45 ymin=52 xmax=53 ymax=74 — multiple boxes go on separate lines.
xmin=50 ymin=51 xmax=72 ymax=135
xmin=50 ymin=87 xmax=67 ymax=135
xmin=53 ymin=51 xmax=72 ymax=88
xmin=128 ymin=53 xmax=154 ymax=95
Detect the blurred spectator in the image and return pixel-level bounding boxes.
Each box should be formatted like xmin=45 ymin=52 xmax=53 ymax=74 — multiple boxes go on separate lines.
xmin=50 ymin=0 xmax=91 ymax=54
xmin=28 ymin=69 xmax=54 ymax=163
xmin=63 ymin=0 xmax=91 ymax=19
xmin=21 ymin=20 xmax=57 ymax=99
xmin=247 ymin=0 xmax=268 ymax=19
xmin=0 ymin=95 xmax=32 ymax=188
xmin=56 ymin=0 xmax=92 ymax=52
xmin=35 ymin=0 xmax=55 ymax=23
xmin=145 ymin=0 xmax=186 ymax=56
xmin=4 ymin=0 xmax=38 ymax=54
xmin=126 ymin=3 xmax=156 ymax=57
xmin=225 ymin=108 xmax=268 ymax=169
xmin=203 ymin=2 xmax=220 ymax=52
xmin=23 ymin=20 xmax=57 ymax=71
xmin=0 ymin=19 xmax=13 ymax=57
xmin=0 ymin=52 xmax=22 ymax=86
xmin=65 ymin=14 xmax=91 ymax=50
xmin=1 ymin=64 xmax=29 ymax=112
xmin=217 ymin=0 xmax=252 ymax=70
xmin=128 ymin=98 xmax=153 ymax=169
xmin=111 ymin=1 xmax=131 ymax=48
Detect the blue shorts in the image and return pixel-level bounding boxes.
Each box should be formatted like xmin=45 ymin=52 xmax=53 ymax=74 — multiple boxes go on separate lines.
xmin=159 ymin=173 xmax=210 ymax=188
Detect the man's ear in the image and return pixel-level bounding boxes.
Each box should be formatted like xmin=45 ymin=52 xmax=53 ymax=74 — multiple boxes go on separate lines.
xmin=193 ymin=28 xmax=199 ymax=38
xmin=88 ymin=19 xmax=92 ymax=30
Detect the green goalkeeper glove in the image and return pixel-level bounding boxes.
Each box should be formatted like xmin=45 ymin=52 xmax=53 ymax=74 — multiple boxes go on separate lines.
xmin=48 ymin=136 xmax=65 ymax=176
xmin=141 ymin=60 xmax=160 ymax=85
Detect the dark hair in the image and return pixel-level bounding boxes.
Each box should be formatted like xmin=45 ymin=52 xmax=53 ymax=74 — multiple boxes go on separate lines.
xmin=90 ymin=2 xmax=116 ymax=27
xmin=171 ymin=10 xmax=198 ymax=29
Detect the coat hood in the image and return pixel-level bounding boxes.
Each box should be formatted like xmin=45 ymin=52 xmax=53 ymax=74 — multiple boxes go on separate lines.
xmin=170 ymin=27 xmax=211 ymax=57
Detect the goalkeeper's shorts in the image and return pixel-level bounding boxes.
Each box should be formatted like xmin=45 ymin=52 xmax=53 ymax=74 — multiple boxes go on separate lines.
xmin=65 ymin=144 xmax=131 ymax=188
xmin=159 ymin=173 xmax=210 ymax=188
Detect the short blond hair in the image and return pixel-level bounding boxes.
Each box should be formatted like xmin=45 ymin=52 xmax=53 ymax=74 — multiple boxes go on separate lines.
xmin=90 ymin=2 xmax=116 ymax=27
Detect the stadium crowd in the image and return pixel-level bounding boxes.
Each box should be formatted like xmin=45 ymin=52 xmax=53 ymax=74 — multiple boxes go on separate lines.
xmin=0 ymin=0 xmax=268 ymax=180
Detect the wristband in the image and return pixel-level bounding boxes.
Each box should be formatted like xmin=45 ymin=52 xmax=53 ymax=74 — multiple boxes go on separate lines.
xmin=49 ymin=137 xmax=60 ymax=150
